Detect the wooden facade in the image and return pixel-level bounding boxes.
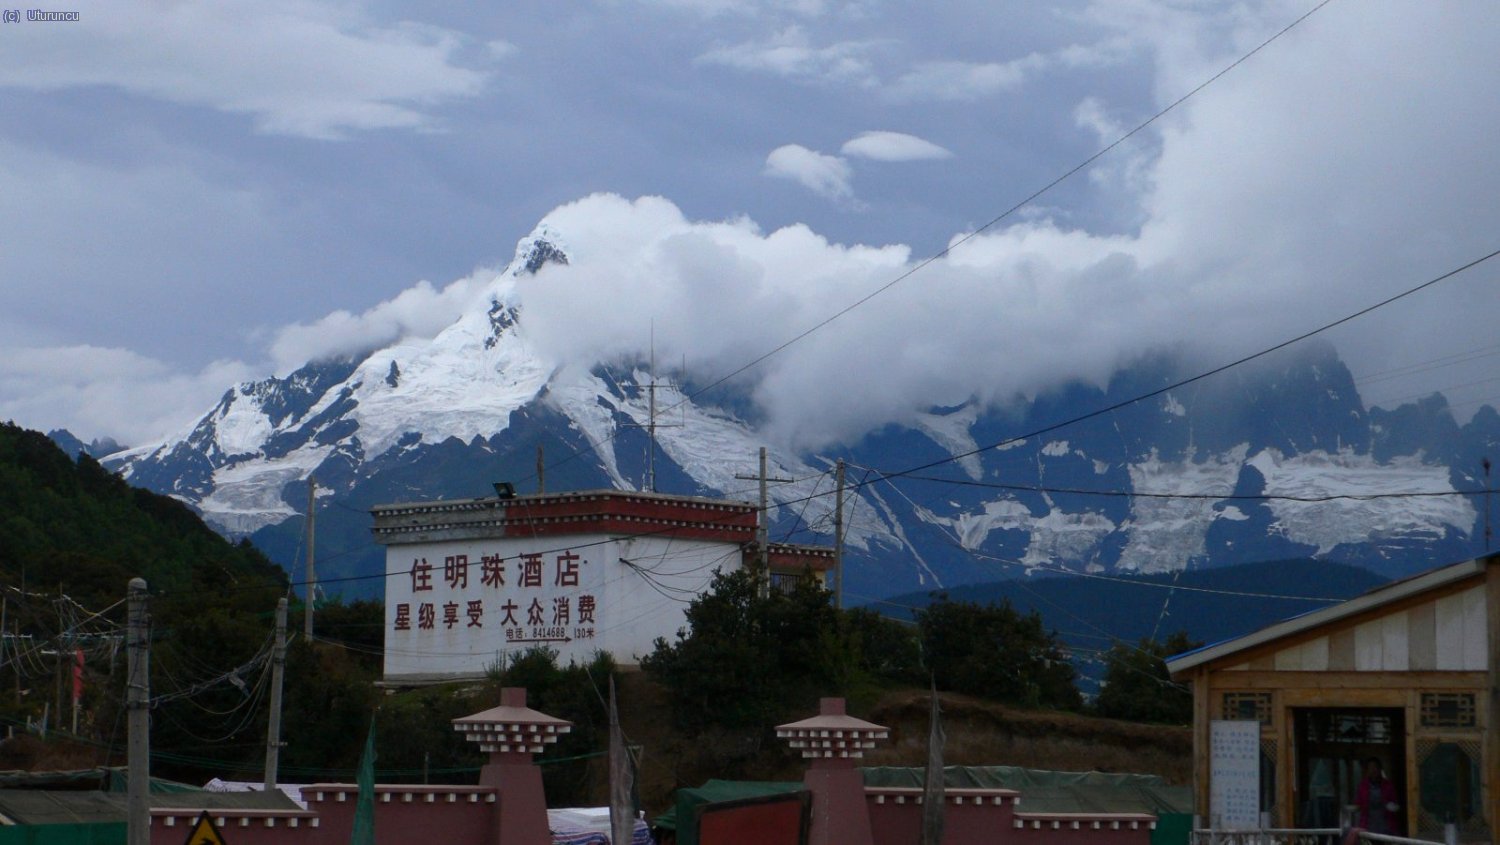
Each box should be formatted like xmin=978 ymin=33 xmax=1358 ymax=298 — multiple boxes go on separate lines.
xmin=1167 ymin=554 xmax=1500 ymax=842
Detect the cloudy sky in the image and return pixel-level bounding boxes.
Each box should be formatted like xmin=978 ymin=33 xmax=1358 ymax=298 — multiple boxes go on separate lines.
xmin=1 ymin=0 xmax=1498 ymax=447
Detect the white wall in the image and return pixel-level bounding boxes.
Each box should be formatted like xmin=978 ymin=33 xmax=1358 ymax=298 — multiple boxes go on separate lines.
xmin=382 ymin=532 xmax=744 ymax=680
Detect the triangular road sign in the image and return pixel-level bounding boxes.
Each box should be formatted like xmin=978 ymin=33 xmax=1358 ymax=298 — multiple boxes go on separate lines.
xmin=181 ymin=811 xmax=229 ymax=845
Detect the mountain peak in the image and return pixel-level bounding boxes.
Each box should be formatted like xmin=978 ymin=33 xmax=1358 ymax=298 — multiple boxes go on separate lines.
xmin=510 ymin=224 xmax=570 ymax=277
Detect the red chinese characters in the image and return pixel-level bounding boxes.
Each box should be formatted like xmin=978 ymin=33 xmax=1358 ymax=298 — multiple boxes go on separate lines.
xmin=444 ymin=555 xmax=468 ymax=590
xmin=395 ymin=547 xmax=602 ymax=640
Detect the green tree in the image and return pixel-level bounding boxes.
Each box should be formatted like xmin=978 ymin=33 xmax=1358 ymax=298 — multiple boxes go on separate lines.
xmin=918 ymin=597 xmax=1081 ymax=710
xmin=842 ymin=607 xmax=923 ymax=685
xmin=1093 ymin=632 xmax=1199 ymax=724
xmin=642 ymin=568 xmax=865 ymax=733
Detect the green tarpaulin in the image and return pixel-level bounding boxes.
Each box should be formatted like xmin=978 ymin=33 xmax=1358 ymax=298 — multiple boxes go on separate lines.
xmin=0 ymin=769 xmax=198 ymax=794
xmin=1151 ymin=813 xmax=1193 ymax=845
xmin=0 ymin=823 xmax=125 ymax=845
xmin=653 ymin=779 xmax=805 ymax=845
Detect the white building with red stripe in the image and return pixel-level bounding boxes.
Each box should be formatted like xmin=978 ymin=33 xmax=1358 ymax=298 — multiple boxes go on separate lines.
xmin=371 ymin=489 xmax=834 ymax=683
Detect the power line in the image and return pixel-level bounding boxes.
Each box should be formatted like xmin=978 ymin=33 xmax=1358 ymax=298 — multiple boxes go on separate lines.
xmin=95 ymin=241 xmax=1500 ymax=606
xmin=489 ymin=0 xmax=1341 ymax=490
xmin=863 ymin=245 xmax=1500 ymax=488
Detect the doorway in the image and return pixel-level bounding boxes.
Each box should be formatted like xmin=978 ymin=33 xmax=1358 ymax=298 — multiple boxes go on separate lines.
xmin=1294 ymin=707 xmax=1405 ymax=832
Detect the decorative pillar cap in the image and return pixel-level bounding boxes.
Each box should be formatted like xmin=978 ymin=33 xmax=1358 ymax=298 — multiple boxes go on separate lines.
xmin=775 ymin=697 xmax=889 ymax=761
xmin=453 ymin=687 xmax=573 ymax=756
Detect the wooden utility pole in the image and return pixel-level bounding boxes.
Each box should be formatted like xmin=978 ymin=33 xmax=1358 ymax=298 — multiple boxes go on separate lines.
xmin=126 ymin=578 xmax=149 ymax=845
xmin=834 ymin=459 xmax=845 ymax=610
xmin=264 ymin=597 xmax=287 ymax=791
xmin=536 ymin=443 xmax=546 ymax=494
xmin=304 ymin=477 xmax=316 ymax=639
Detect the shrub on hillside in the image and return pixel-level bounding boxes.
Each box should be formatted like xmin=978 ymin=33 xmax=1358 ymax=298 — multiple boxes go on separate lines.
xmin=917 ymin=597 xmax=1081 ymax=711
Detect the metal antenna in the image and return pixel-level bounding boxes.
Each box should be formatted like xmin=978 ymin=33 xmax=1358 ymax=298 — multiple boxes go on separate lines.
xmin=620 ymin=321 xmax=681 ymax=492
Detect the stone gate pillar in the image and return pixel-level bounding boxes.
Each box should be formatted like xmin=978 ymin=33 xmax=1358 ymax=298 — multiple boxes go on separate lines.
xmin=453 ymin=687 xmax=572 ymax=845
xmin=777 ymin=697 xmax=888 ymax=845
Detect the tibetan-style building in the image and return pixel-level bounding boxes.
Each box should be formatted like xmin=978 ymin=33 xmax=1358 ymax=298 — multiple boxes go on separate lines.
xmin=371 ymin=489 xmax=835 ymax=683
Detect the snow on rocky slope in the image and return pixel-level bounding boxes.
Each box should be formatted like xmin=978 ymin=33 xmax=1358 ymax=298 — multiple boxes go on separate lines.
xmin=108 ymin=220 xmax=1499 ymax=598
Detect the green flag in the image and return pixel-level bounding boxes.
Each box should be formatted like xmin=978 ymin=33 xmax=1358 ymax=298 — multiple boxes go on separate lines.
xmin=351 ymin=717 xmax=377 ymax=845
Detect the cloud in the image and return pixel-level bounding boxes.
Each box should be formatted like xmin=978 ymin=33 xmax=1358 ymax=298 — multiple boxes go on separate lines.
xmin=625 ymin=0 xmax=832 ymax=16
xmin=12 ymin=0 xmax=1500 ymax=453
xmin=0 ymin=0 xmax=490 ymax=139
xmin=696 ymin=27 xmax=883 ymax=86
xmin=883 ymin=58 xmax=1038 ymax=101
xmin=267 ymin=268 xmax=499 ymax=372
xmin=509 ymin=2 xmax=1500 ymax=447
xmin=0 ymin=346 xmax=256 ymax=446
xmin=764 ymin=144 xmax=855 ymax=201
xmin=840 ymin=130 xmax=952 ymax=162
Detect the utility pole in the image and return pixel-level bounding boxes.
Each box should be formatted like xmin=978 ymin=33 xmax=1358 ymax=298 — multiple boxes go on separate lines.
xmin=834 ymin=459 xmax=845 ymax=610
xmin=734 ymin=447 xmax=793 ymax=595
xmin=621 ymin=331 xmax=682 ymax=493
xmin=647 ymin=342 xmax=657 ymax=493
xmin=126 ymin=578 xmax=149 ymax=845
xmin=304 ymin=477 xmax=316 ymax=639
xmin=536 ymin=443 xmax=546 ymax=494
xmin=1484 ymin=457 xmax=1493 ymax=554
xmin=264 ymin=597 xmax=287 ymax=791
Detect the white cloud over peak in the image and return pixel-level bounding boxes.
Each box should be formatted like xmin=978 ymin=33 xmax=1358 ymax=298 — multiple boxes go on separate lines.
xmin=0 ymin=0 xmax=491 ymax=139
xmin=764 ymin=144 xmax=855 ymax=201
xmin=840 ymin=130 xmax=952 ymax=162
xmin=0 ymin=346 xmax=256 ymax=446
xmin=267 ymin=268 xmax=499 ymax=372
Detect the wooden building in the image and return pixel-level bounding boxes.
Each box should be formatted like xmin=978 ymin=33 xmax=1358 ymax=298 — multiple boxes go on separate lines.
xmin=1166 ymin=554 xmax=1499 ymax=842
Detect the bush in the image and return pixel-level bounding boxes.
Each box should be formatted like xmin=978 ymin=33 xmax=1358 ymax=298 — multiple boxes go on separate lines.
xmin=1092 ymin=632 xmax=1198 ymax=724
xmin=917 ymin=597 xmax=1080 ymax=711
xmin=642 ymin=569 xmax=866 ymax=733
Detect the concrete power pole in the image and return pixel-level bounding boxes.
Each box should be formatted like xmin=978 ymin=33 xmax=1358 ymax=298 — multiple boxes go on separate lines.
xmin=834 ymin=459 xmax=845 ymax=610
xmin=264 ymin=597 xmax=288 ymax=791
xmin=758 ymin=447 xmax=769 ymax=564
xmin=304 ymin=477 xmax=316 ymax=639
xmin=734 ymin=447 xmax=792 ymax=596
xmin=126 ymin=578 xmax=149 ymax=845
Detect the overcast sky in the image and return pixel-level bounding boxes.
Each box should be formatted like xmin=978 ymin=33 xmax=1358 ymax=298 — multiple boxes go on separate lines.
xmin=2 ymin=0 xmax=1498 ymax=447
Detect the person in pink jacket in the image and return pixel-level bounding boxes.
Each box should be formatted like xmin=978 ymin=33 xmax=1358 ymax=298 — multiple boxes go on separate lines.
xmin=1355 ymin=757 xmax=1399 ymax=834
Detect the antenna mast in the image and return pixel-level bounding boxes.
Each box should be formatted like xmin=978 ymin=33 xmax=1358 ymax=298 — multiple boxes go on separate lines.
xmin=647 ymin=329 xmax=657 ymax=493
xmin=621 ymin=322 xmax=681 ymax=493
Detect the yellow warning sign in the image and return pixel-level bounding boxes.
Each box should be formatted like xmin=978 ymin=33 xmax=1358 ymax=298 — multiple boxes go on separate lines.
xmin=181 ymin=811 xmax=229 ymax=845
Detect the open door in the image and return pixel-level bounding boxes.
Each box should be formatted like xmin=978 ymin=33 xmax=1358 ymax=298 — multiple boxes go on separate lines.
xmin=1294 ymin=708 xmax=1406 ymax=833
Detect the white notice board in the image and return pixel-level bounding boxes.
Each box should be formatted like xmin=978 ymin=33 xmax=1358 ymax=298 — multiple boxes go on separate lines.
xmin=1210 ymin=720 xmax=1261 ymax=829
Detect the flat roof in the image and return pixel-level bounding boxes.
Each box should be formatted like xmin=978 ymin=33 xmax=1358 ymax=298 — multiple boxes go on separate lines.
xmin=1165 ymin=556 xmax=1491 ymax=676
xmin=371 ymin=488 xmax=760 ymax=546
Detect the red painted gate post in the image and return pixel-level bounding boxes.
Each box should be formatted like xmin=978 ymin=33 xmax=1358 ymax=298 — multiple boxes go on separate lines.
xmin=777 ymin=698 xmax=889 ymax=845
xmin=454 ymin=687 xmax=573 ymax=845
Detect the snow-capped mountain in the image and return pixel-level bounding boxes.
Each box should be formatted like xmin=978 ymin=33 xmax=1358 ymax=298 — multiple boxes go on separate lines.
xmin=108 ymin=227 xmax=1500 ymax=601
